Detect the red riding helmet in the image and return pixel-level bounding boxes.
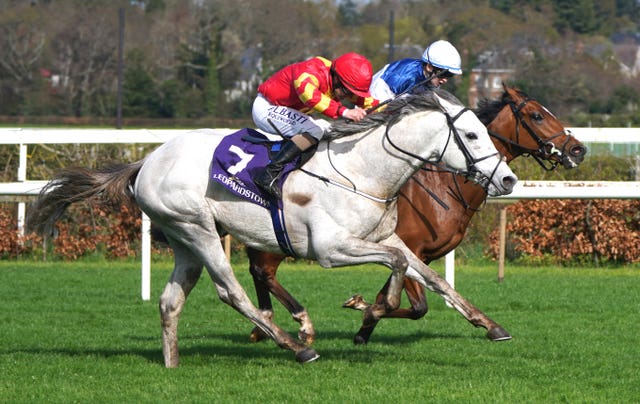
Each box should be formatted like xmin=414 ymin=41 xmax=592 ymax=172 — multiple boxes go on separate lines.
xmin=332 ymin=52 xmax=373 ymax=98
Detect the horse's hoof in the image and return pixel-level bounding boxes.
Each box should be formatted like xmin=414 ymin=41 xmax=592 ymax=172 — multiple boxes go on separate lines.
xmin=353 ymin=334 xmax=368 ymax=345
xmin=342 ymin=294 xmax=369 ymax=311
xmin=296 ymin=347 xmax=320 ymax=363
xmin=487 ymin=326 xmax=512 ymax=341
xmin=249 ymin=326 xmax=269 ymax=343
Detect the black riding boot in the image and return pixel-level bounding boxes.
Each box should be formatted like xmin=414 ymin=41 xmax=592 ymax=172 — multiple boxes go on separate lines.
xmin=255 ymin=140 xmax=302 ymax=199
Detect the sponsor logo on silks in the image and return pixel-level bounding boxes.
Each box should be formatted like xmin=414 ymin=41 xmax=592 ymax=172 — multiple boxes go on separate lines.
xmin=267 ymin=106 xmax=309 ymax=125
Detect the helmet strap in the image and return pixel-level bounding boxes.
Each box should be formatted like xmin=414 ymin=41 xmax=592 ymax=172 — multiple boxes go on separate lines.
xmin=424 ymin=64 xmax=449 ymax=83
xmin=330 ymin=67 xmax=340 ymax=88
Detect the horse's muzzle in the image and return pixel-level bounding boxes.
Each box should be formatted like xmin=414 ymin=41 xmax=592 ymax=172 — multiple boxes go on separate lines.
xmin=562 ymin=144 xmax=587 ymax=168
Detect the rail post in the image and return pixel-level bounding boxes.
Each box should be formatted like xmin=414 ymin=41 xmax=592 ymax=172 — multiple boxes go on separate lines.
xmin=498 ymin=207 xmax=507 ymax=282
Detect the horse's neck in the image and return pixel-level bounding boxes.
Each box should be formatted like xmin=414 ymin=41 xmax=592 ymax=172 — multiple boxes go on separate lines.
xmin=309 ymin=113 xmax=441 ymax=197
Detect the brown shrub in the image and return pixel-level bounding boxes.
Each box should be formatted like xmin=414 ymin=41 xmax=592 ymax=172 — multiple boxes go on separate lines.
xmin=489 ymin=199 xmax=640 ymax=264
xmin=0 ymin=206 xmax=39 ymax=258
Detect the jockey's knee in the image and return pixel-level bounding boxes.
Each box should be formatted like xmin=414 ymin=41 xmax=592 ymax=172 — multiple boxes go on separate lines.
xmin=290 ymin=132 xmax=318 ymax=150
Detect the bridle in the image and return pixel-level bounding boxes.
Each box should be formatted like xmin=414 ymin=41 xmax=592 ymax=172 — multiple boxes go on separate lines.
xmin=301 ymin=103 xmax=503 ymax=204
xmin=487 ymin=96 xmax=581 ymax=171
xmin=384 ymin=106 xmax=502 ymax=192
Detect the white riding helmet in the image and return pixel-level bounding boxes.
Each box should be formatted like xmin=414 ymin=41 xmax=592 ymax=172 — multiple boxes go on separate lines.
xmin=421 ymin=40 xmax=462 ymax=75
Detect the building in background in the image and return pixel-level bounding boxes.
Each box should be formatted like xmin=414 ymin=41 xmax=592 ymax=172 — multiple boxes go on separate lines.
xmin=467 ymin=68 xmax=514 ymax=108
xmin=467 ymin=51 xmax=514 ymax=108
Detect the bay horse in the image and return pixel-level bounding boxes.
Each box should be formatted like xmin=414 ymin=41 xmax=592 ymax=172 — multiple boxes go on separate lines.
xmin=28 ymin=90 xmax=517 ymax=366
xmin=246 ymin=84 xmax=587 ymax=345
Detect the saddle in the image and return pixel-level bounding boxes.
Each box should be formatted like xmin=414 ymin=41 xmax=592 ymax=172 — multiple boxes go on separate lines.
xmin=210 ymin=128 xmax=316 ymax=257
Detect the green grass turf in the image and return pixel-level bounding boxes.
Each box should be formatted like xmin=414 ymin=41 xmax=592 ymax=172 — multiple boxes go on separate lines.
xmin=1 ymin=258 xmax=638 ymax=403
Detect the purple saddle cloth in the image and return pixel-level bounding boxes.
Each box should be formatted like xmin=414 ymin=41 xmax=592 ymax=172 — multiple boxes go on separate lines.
xmin=210 ymin=128 xmax=297 ymax=208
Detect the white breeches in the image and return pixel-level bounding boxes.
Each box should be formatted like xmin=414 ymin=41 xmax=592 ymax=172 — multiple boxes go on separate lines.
xmin=252 ymin=94 xmax=331 ymax=141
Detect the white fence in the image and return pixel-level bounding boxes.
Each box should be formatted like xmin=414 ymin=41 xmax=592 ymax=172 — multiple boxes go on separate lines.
xmin=1 ymin=127 xmax=639 ymax=300
xmin=0 ymin=128 xmax=233 ymax=301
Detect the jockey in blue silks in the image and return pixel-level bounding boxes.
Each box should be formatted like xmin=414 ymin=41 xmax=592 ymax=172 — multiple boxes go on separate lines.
xmin=370 ymin=40 xmax=463 ymax=102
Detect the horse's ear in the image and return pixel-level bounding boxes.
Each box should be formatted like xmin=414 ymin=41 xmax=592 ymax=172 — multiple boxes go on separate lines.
xmin=503 ymin=83 xmax=519 ymax=100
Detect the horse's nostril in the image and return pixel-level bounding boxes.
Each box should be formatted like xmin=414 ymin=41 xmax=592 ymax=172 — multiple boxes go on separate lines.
xmin=503 ymin=175 xmax=517 ymax=190
xmin=570 ymin=145 xmax=587 ymax=157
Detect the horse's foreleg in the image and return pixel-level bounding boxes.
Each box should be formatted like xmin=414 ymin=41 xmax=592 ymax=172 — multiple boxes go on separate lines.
xmin=405 ymin=258 xmax=511 ymax=341
xmin=159 ymin=242 xmax=204 ymax=368
xmin=402 ymin=279 xmax=429 ymax=319
xmin=247 ymin=249 xmax=316 ymax=345
xmin=380 ymin=236 xmax=510 ymax=340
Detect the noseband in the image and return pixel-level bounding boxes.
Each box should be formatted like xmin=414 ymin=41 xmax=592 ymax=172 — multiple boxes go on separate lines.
xmin=488 ymin=96 xmax=581 ymax=171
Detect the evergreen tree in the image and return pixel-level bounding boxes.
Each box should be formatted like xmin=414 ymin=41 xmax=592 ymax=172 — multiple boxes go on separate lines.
xmin=338 ymin=0 xmax=361 ymax=26
xmin=122 ymin=50 xmax=162 ymax=117
xmin=553 ymin=0 xmax=600 ymax=34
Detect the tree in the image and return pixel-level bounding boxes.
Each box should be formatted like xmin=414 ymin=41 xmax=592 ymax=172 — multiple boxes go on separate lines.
xmin=616 ymin=0 xmax=640 ymax=24
xmin=338 ymin=0 xmax=361 ymax=26
xmin=45 ymin=2 xmax=122 ymax=117
xmin=205 ymin=37 xmax=222 ymax=116
xmin=0 ymin=4 xmax=46 ymax=115
xmin=553 ymin=0 xmax=600 ymax=34
xmin=122 ymin=50 xmax=162 ymax=118
xmin=0 ymin=0 xmax=639 ymax=123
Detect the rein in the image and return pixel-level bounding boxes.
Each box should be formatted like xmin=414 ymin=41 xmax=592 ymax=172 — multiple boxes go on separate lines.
xmin=301 ymin=93 xmax=502 ymax=205
xmin=419 ymin=93 xmax=579 ymax=211
xmin=300 ymin=167 xmax=398 ymax=204
xmin=300 ymin=102 xmax=489 ymax=204
xmin=384 ymin=106 xmax=499 ymax=191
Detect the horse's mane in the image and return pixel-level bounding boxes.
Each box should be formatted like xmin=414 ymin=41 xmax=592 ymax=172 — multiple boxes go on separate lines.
xmin=473 ymin=87 xmax=527 ymax=126
xmin=325 ymin=88 xmax=464 ymax=140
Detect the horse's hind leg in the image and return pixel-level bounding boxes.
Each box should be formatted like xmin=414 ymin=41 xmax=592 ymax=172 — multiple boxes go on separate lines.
xmin=247 ymin=250 xmax=276 ymax=343
xmin=200 ymin=240 xmax=318 ymax=363
xmin=159 ymin=241 xmax=204 ymax=368
xmin=157 ymin=218 xmax=317 ymax=365
xmin=247 ymin=248 xmax=315 ymax=345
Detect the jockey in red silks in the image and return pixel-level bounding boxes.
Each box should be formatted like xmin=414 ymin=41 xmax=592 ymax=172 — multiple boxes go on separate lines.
xmin=252 ymin=52 xmax=379 ymax=199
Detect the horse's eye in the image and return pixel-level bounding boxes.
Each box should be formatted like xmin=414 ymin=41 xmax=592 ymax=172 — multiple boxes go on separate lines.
xmin=466 ymin=132 xmax=478 ymax=140
xmin=530 ymin=112 xmax=543 ymax=123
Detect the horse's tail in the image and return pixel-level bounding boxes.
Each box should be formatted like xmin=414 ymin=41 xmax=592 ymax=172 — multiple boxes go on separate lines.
xmin=27 ymin=160 xmax=145 ymax=236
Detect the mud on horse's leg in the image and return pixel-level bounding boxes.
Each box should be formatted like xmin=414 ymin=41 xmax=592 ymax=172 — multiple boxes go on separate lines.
xmin=168 ymin=236 xmax=318 ymax=364
xmin=213 ymin=269 xmax=320 ymax=363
